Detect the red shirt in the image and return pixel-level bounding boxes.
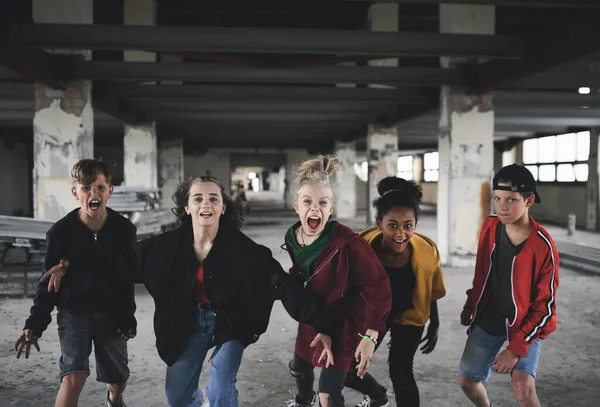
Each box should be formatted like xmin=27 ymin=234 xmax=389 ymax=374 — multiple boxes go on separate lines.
xmin=193 ymin=265 xmax=211 ymax=304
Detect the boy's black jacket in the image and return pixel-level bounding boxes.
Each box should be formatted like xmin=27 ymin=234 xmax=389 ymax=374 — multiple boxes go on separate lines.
xmin=24 ymin=208 xmax=137 ymax=337
xmin=133 ymin=221 xmax=331 ymax=366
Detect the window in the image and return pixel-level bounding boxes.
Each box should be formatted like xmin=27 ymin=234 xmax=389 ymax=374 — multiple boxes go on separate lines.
xmin=423 ymin=152 xmax=439 ymax=182
xmin=521 ymin=131 xmax=590 ymax=182
xmin=397 ymin=155 xmax=413 ymax=180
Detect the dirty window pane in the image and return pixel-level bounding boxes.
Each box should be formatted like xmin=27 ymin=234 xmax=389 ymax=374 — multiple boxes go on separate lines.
xmin=576 ymin=131 xmax=590 ymax=161
xmin=557 ymin=164 xmax=575 ymax=182
xmin=556 ymin=133 xmax=576 ymax=162
xmin=424 ymin=169 xmax=438 ymax=182
xmin=574 ymin=163 xmax=589 ymax=182
xmin=525 ymin=165 xmax=538 ymax=181
xmin=424 ymin=152 xmax=439 ymax=170
xmin=537 ymin=136 xmax=556 ymax=163
xmin=538 ymin=164 xmax=556 ymax=182
xmin=522 ymin=139 xmax=538 ymax=164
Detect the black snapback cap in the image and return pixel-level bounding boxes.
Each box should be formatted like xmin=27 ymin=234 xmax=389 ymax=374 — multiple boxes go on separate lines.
xmin=493 ymin=164 xmax=541 ymax=203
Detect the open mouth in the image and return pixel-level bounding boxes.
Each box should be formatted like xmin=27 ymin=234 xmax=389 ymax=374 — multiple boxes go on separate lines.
xmin=89 ymin=199 xmax=101 ymax=210
xmin=306 ymin=215 xmax=322 ymax=232
xmin=200 ymin=212 xmax=213 ymax=219
xmin=393 ymin=238 xmax=407 ymax=246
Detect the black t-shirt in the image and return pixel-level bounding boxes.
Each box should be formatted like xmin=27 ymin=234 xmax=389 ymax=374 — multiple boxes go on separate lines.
xmin=475 ymin=222 xmax=527 ymax=336
xmin=384 ymin=262 xmax=416 ymax=327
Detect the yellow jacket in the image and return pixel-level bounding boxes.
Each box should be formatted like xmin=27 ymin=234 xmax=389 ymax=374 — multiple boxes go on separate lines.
xmin=360 ymin=227 xmax=446 ymax=327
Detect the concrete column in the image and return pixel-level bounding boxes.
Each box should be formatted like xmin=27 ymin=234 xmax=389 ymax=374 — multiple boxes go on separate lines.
xmin=367 ymin=124 xmax=399 ymax=225
xmin=334 ymin=141 xmax=357 ymax=219
xmin=123 ymin=0 xmax=158 ymax=190
xmin=438 ymin=4 xmax=495 ymax=266
xmin=124 ymin=123 xmax=158 ymax=188
xmin=587 ymin=128 xmax=599 ymax=231
xmin=502 ymin=143 xmax=520 ymax=167
xmin=413 ymin=154 xmax=424 ymax=184
xmin=493 ymin=145 xmax=503 ymax=172
xmin=32 ymin=0 xmax=94 ymax=221
xmin=158 ymin=138 xmax=184 ymax=209
xmin=285 ymin=149 xmax=311 ymax=209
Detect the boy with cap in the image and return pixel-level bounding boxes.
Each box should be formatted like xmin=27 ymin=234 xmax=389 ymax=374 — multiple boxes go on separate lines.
xmin=458 ymin=164 xmax=559 ymax=407
xmin=14 ymin=159 xmax=137 ymax=407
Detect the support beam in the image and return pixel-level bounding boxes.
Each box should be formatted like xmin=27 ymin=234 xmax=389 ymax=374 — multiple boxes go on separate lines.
xmin=94 ymin=84 xmax=433 ymax=104
xmin=334 ymin=141 xmax=358 ymax=219
xmin=367 ymin=124 xmax=398 ymax=226
xmin=341 ymin=0 xmax=600 ymax=8
xmin=66 ymin=61 xmax=466 ymax=87
xmin=3 ymin=23 xmax=525 ymax=59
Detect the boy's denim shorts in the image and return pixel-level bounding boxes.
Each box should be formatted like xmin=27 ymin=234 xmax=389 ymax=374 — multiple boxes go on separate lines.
xmin=57 ymin=309 xmax=129 ymax=383
xmin=459 ymin=325 xmax=541 ymax=382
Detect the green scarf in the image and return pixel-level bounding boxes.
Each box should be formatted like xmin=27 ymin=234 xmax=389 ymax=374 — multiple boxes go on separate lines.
xmin=286 ymin=221 xmax=336 ymax=278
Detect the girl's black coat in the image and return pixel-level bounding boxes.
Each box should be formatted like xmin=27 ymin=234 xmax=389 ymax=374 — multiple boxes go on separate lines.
xmin=132 ymin=222 xmax=330 ymax=366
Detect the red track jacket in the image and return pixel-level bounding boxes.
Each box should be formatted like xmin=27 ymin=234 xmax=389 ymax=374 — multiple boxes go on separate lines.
xmin=464 ymin=215 xmax=560 ymax=357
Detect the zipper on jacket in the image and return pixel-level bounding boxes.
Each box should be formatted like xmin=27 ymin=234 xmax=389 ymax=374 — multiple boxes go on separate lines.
xmin=505 ymin=255 xmax=518 ymax=337
xmin=303 ymin=249 xmax=339 ymax=288
xmin=469 ymin=244 xmax=495 ymax=330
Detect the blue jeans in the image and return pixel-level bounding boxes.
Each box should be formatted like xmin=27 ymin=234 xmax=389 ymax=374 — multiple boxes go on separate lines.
xmin=459 ymin=325 xmax=542 ymax=382
xmin=165 ymin=310 xmax=245 ymax=407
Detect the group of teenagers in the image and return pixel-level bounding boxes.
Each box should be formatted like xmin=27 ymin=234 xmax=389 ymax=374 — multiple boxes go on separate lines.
xmin=14 ymin=155 xmax=559 ymax=407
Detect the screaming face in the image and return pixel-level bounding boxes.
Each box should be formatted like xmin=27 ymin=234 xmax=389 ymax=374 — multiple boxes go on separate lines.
xmin=71 ymin=174 xmax=113 ymax=220
xmin=294 ymin=183 xmax=334 ymax=237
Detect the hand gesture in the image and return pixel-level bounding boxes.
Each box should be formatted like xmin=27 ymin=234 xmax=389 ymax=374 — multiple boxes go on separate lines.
xmin=39 ymin=259 xmax=69 ymax=293
xmin=354 ymin=337 xmax=376 ymax=379
xmin=419 ymin=322 xmax=439 ymax=354
xmin=460 ymin=308 xmax=472 ymax=326
xmin=310 ymin=333 xmax=334 ymax=368
xmin=15 ymin=329 xmax=40 ymax=359
xmin=492 ymin=349 xmax=520 ymax=374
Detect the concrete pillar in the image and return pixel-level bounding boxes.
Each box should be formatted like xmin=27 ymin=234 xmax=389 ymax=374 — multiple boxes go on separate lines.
xmin=334 ymin=141 xmax=357 ymax=219
xmin=438 ymin=4 xmax=495 ymax=266
xmin=285 ymin=149 xmax=311 ymax=209
xmin=493 ymin=145 xmax=503 ymax=173
xmin=502 ymin=143 xmax=520 ymax=167
xmin=124 ymin=123 xmax=158 ymax=188
xmin=123 ymin=0 xmax=158 ymax=190
xmin=367 ymin=124 xmax=399 ymax=225
xmin=587 ymin=128 xmax=599 ymax=231
xmin=158 ymin=138 xmax=184 ymax=209
xmin=413 ymin=154 xmax=424 ymax=184
xmin=32 ymin=0 xmax=94 ymax=221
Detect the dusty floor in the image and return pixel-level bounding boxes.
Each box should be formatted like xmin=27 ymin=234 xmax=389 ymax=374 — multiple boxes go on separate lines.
xmin=1 ymin=207 xmax=599 ymax=406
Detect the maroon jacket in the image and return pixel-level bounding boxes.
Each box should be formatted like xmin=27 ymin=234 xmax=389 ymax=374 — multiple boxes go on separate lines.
xmin=285 ymin=221 xmax=392 ymax=371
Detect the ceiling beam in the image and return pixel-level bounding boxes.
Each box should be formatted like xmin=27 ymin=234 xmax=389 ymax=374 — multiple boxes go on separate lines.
xmin=2 ymin=23 xmax=524 ymax=59
xmin=94 ymin=84 xmax=433 ymax=104
xmin=0 ymin=50 xmax=144 ymax=125
xmin=66 ymin=61 xmax=465 ymax=87
xmin=340 ymin=0 xmax=600 ymax=8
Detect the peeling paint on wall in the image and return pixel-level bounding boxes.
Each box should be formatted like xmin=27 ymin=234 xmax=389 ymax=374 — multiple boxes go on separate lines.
xmin=33 ymin=82 xmax=93 ymax=220
xmin=124 ymin=123 xmax=158 ymax=188
xmin=367 ymin=126 xmax=398 ymax=225
xmin=158 ymin=139 xmax=184 ymax=209
xmin=334 ymin=142 xmax=357 ymax=219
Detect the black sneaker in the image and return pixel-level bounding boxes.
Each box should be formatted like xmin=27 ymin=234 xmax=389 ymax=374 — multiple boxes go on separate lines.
xmin=355 ymin=394 xmax=390 ymax=407
xmin=285 ymin=390 xmax=317 ymax=406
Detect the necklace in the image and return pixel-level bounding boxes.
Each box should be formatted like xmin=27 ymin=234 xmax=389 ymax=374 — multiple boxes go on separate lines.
xmin=299 ymin=227 xmax=322 ymax=246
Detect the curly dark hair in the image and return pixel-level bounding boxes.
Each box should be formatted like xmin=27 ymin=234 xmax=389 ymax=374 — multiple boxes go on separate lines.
xmin=171 ymin=175 xmax=244 ymax=229
xmin=374 ymin=176 xmax=423 ymax=222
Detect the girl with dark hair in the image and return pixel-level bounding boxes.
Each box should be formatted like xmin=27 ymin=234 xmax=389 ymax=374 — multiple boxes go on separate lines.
xmin=42 ymin=175 xmax=334 ymax=407
xmin=284 ymin=156 xmax=392 ymax=407
xmin=344 ymin=176 xmax=446 ymax=407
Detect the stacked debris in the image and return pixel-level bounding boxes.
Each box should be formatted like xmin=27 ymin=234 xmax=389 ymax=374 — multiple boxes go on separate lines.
xmin=110 ymin=186 xmax=161 ymax=213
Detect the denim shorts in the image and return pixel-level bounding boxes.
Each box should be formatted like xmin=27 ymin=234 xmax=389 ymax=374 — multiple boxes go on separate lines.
xmin=459 ymin=325 xmax=541 ymax=382
xmin=57 ymin=309 xmax=129 ymax=383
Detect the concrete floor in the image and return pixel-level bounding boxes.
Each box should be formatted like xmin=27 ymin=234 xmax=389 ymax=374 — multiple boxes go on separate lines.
xmin=1 ymin=198 xmax=599 ymax=406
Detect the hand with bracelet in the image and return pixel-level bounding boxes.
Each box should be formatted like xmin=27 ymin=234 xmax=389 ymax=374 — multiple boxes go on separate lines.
xmin=354 ymin=328 xmax=378 ymax=379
